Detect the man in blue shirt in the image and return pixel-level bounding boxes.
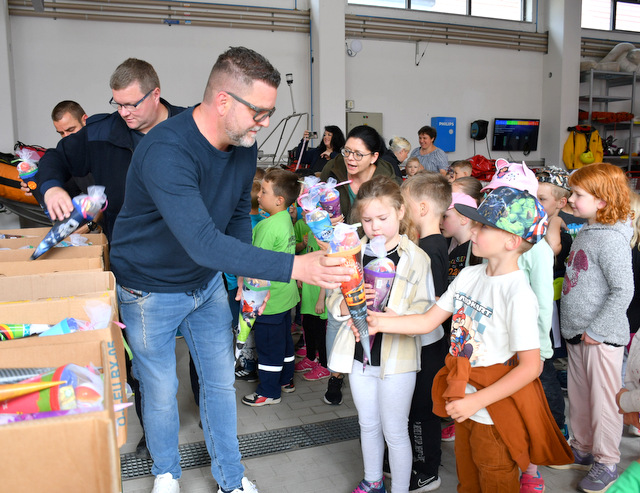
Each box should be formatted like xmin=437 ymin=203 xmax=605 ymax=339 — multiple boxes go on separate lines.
xmin=110 ymin=47 xmax=349 ymax=493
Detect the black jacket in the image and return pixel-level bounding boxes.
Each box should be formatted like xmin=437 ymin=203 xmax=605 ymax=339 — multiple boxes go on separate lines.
xmin=38 ymin=99 xmax=185 ymax=240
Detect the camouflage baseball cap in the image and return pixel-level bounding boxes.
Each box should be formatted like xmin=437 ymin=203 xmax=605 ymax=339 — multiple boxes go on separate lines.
xmin=535 ymin=166 xmax=570 ymax=192
xmin=455 ymin=186 xmax=548 ymax=244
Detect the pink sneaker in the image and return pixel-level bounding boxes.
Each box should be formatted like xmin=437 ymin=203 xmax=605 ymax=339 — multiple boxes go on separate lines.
xmin=303 ymin=364 xmax=330 ymax=381
xmin=520 ymin=471 xmax=544 ymax=492
xmin=441 ymin=422 xmax=455 ymax=441
xmin=295 ymin=346 xmax=307 ymax=358
xmin=294 ymin=357 xmax=318 ymax=373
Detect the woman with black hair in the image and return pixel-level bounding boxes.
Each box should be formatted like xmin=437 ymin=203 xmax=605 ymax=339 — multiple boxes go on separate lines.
xmin=318 ymin=125 xmax=402 ymax=407
xmin=295 ymin=125 xmax=346 ymax=174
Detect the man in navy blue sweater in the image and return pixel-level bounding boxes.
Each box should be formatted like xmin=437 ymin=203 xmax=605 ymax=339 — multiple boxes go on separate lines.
xmin=37 ymin=58 xmax=184 ymax=241
xmin=110 ymin=47 xmax=349 ymax=493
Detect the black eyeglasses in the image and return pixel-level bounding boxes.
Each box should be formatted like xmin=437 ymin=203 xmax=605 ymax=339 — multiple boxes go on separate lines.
xmin=341 ymin=147 xmax=372 ymax=161
xmin=226 ymin=92 xmax=276 ymax=123
xmin=109 ymin=89 xmax=153 ymax=111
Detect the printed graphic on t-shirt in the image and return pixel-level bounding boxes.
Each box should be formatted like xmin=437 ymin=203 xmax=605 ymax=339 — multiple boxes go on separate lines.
xmin=563 ymin=249 xmax=588 ymax=295
xmin=449 ymin=292 xmax=493 ymax=365
xmin=565 ymin=222 xmax=585 ymax=239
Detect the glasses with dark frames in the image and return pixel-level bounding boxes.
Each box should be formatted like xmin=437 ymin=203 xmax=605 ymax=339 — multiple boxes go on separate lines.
xmin=341 ymin=147 xmax=372 ymax=161
xmin=226 ymin=91 xmax=276 ymax=123
xmin=109 ymin=89 xmax=153 ymax=111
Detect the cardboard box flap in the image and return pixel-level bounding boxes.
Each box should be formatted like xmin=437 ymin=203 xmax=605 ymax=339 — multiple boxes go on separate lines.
xmin=0 ymin=271 xmax=115 ymax=303
xmin=0 ymin=232 xmax=108 ymax=250
xmin=0 ymin=291 xmax=118 ymax=324
xmin=0 ymin=244 xmax=104 ymax=262
xmin=0 ymin=257 xmax=104 ymax=277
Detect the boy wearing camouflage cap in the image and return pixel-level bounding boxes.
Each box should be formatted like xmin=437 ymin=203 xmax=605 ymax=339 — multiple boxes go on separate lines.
xmin=359 ymin=186 xmax=573 ymax=492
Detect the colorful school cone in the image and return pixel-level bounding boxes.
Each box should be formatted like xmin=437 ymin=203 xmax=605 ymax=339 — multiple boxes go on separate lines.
xmin=0 ymin=364 xmax=80 ymax=413
xmin=31 ymin=185 xmax=107 ymax=260
xmin=305 ymin=208 xmax=334 ymax=242
xmin=235 ymin=278 xmax=270 ymax=360
xmin=14 ymin=148 xmax=46 ymax=208
xmin=363 ymin=237 xmax=396 ymax=313
xmin=0 ymin=323 xmax=52 ymax=341
xmin=327 ymin=224 xmax=371 ymax=364
xmin=0 ymin=381 xmax=65 ymax=401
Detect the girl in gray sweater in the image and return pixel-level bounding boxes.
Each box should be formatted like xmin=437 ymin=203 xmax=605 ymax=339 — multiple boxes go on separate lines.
xmin=559 ymin=163 xmax=633 ymax=493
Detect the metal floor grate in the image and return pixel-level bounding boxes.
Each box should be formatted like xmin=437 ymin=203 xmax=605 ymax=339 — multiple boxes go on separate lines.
xmin=121 ymin=415 xmax=359 ymax=480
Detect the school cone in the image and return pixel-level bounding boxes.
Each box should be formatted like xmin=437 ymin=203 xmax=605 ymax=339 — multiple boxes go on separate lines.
xmin=0 ymin=323 xmax=52 ymax=341
xmin=0 ymin=381 xmax=65 ymax=401
xmin=328 ymin=244 xmax=371 ymax=363
xmin=235 ymin=278 xmax=270 ymax=360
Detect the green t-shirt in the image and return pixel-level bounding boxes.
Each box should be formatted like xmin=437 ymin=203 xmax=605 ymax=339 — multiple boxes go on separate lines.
xmin=609 ymin=460 xmax=640 ymax=493
xmin=252 ymin=210 xmax=299 ymax=315
xmin=294 ymin=220 xmax=327 ymax=319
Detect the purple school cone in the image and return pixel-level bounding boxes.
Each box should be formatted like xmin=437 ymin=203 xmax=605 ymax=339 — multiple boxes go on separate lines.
xmin=364 ymin=268 xmax=395 ymax=312
xmin=319 ymin=191 xmax=341 ymax=218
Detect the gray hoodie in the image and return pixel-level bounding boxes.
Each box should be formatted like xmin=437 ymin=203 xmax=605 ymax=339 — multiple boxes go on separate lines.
xmin=561 ymin=221 xmax=633 ymax=346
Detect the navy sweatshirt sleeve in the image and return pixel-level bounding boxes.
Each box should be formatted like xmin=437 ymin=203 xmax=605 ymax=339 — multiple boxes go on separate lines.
xmin=110 ymin=109 xmax=294 ymax=292
xmin=37 ymin=125 xmax=92 ymax=195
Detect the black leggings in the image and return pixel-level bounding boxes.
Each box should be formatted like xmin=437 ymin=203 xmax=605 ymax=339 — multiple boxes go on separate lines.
xmin=302 ymin=314 xmax=327 ymax=367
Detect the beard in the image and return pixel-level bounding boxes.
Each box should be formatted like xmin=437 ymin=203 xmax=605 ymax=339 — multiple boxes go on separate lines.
xmin=226 ymin=125 xmax=261 ymax=148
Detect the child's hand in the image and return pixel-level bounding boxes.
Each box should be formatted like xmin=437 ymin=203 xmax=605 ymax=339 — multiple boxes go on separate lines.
xmin=445 ymin=394 xmax=482 ymax=422
xmin=384 ymin=307 xmax=398 ymax=316
xmin=297 ymin=280 xmax=303 ymax=289
xmin=364 ymin=283 xmax=376 ymax=306
xmin=315 ymin=298 xmax=324 ymax=314
xmin=256 ymin=291 xmax=271 ymax=317
xmin=316 ymin=239 xmax=329 ymax=251
xmin=365 ymin=309 xmax=395 ymax=337
xmin=330 ymin=214 xmax=344 ymax=226
xmin=616 ymin=388 xmax=628 ymax=414
xmin=581 ymin=332 xmax=601 ymax=345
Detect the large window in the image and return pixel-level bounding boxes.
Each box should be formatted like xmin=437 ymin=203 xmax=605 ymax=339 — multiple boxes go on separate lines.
xmin=348 ymin=0 xmax=525 ymax=21
xmin=582 ymin=0 xmax=640 ymax=32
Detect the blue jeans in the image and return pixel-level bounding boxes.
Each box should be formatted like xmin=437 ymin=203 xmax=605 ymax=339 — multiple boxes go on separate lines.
xmin=117 ymin=274 xmax=244 ymax=490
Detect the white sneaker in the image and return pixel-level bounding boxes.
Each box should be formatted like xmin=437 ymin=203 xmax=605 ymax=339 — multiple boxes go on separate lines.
xmin=217 ymin=477 xmax=258 ymax=493
xmin=152 ymin=473 xmax=180 ymax=493
xmin=630 ymin=424 xmax=640 ymax=436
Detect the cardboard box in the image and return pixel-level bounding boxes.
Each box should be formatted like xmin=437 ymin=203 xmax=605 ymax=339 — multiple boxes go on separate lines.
xmin=0 ymin=339 xmax=121 ymax=493
xmin=0 ymin=271 xmax=115 ymax=303
xmin=0 ymin=228 xmax=109 ymax=270
xmin=0 ymin=246 xmax=104 ymax=276
xmin=0 ymin=297 xmax=127 ymax=447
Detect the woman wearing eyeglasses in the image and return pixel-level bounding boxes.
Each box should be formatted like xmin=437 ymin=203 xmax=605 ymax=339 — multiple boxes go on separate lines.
xmin=320 ymin=125 xmax=402 ymax=225
xmin=318 ymin=125 xmax=402 ymax=408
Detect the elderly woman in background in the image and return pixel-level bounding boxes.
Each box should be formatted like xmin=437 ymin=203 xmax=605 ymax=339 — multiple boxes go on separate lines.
xmin=382 ymin=136 xmax=411 ymax=180
xmin=409 ymin=125 xmax=449 ymax=175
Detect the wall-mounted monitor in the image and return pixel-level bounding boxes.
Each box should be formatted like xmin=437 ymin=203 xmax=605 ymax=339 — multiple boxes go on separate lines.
xmin=491 ymin=119 xmax=540 ymax=153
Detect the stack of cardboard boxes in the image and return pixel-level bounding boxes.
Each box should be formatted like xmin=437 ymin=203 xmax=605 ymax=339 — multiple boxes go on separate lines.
xmin=0 ymin=227 xmax=127 ymax=493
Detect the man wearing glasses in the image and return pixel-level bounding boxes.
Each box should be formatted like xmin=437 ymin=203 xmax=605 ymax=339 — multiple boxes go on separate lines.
xmin=109 ymin=46 xmax=350 ymax=493
xmin=36 ymin=58 xmax=185 ymax=241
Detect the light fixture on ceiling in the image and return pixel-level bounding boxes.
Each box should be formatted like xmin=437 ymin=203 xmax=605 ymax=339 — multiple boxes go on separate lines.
xmin=346 ymin=39 xmax=363 ymax=57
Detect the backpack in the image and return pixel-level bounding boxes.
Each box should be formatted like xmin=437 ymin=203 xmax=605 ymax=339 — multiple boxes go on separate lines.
xmin=563 ymin=126 xmax=604 ymax=170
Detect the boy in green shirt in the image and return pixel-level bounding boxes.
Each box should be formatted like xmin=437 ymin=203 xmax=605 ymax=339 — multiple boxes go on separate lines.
xmin=242 ymin=169 xmax=301 ymax=407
